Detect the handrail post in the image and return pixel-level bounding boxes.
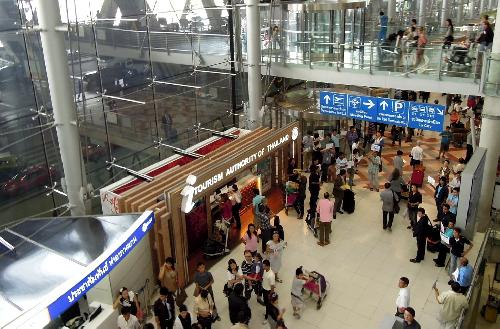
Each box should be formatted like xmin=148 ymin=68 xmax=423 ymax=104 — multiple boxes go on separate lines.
xmin=437 ymin=47 xmax=443 ymax=80
xmin=369 ymin=42 xmax=373 ymax=74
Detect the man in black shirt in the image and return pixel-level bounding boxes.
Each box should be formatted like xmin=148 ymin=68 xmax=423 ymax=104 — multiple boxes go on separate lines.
xmin=433 ymin=204 xmax=456 ymax=228
xmin=434 ymin=227 xmax=473 ymax=274
xmin=293 ymin=174 xmax=307 ymax=219
xmin=228 ymin=283 xmax=251 ymax=325
xmin=308 ymin=165 xmax=321 ymax=211
xmin=154 ymin=287 xmax=175 ymax=329
xmin=410 ymin=208 xmax=430 ymax=263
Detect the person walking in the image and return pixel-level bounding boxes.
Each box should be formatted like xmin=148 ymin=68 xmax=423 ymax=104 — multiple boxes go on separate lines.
xmin=410 ymin=141 xmax=423 ymax=168
xmin=437 ymin=126 xmax=452 ymax=159
xmin=266 ymin=231 xmax=286 ymax=282
xmin=393 ymin=150 xmax=404 ymax=174
xmin=333 ymin=169 xmax=346 ymax=214
xmin=410 ymin=208 xmax=430 ymax=263
xmin=193 ymin=289 xmax=214 ymax=329
xmin=331 ymin=129 xmax=340 ymax=157
xmin=389 ymin=168 xmax=404 ymax=200
xmin=395 ymin=277 xmax=410 ymax=317
xmin=380 ymin=182 xmax=399 ymax=231
xmin=415 ymin=27 xmax=428 ymax=67
xmin=367 ymin=151 xmax=381 ymax=191
xmin=407 ymin=185 xmax=422 ymax=230
xmin=291 ymin=266 xmax=311 ymax=319
xmin=443 ymin=19 xmax=454 ymax=49
xmin=378 ymin=11 xmax=389 ymax=41
xmin=465 ymin=132 xmax=473 ymax=163
xmin=316 ymin=192 xmax=335 ymax=246
xmin=433 ymin=282 xmax=468 ymax=329
xmin=258 ymin=204 xmax=273 ymax=252
xmin=154 ymin=287 xmax=176 ymax=329
xmin=293 ymin=174 xmax=307 ymax=219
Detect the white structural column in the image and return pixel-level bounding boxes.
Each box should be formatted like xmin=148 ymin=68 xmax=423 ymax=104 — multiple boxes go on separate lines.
xmin=419 ymin=0 xmax=427 ymax=26
xmin=36 ymin=0 xmax=86 ymax=215
xmin=387 ymin=0 xmax=396 ymax=22
xmin=457 ymin=0 xmax=464 ymax=24
xmin=440 ymin=0 xmax=449 ymax=27
xmin=479 ymin=0 xmax=486 ymax=14
xmin=477 ymin=0 xmax=500 ymax=232
xmin=245 ymin=0 xmax=262 ymax=129
xmin=488 ymin=0 xmax=494 ymax=9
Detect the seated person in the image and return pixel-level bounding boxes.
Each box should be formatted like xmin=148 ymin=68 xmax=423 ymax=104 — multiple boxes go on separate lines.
xmin=448 ymin=257 xmax=473 ymax=294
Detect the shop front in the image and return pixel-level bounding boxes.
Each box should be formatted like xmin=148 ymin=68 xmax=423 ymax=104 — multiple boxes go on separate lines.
xmin=113 ymin=122 xmax=300 ymax=284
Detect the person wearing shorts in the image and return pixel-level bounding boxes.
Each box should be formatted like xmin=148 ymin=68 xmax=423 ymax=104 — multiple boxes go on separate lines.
xmin=437 ymin=126 xmax=452 ymax=159
xmin=291 ymin=267 xmax=310 ymax=319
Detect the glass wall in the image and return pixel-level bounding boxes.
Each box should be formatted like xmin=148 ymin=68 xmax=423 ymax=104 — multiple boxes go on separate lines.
xmin=0 ymin=0 xmax=239 ymax=226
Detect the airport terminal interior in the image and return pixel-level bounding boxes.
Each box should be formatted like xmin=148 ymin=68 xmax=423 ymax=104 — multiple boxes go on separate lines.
xmin=1 ymin=0 xmax=500 ymax=328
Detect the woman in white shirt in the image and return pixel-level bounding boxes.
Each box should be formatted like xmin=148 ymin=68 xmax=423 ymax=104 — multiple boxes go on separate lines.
xmin=230 ymin=184 xmax=243 ymax=228
xmin=373 ymin=131 xmax=385 ymax=154
xmin=225 ymin=259 xmax=243 ymax=295
xmin=266 ymin=231 xmax=286 ymax=283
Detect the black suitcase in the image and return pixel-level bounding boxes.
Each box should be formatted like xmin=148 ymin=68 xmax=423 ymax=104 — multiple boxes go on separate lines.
xmin=342 ymin=189 xmax=355 ymax=214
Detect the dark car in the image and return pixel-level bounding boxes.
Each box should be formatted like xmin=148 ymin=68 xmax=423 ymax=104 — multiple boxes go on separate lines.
xmin=0 ymin=165 xmax=58 ymax=197
xmin=82 ymin=144 xmax=106 ymax=162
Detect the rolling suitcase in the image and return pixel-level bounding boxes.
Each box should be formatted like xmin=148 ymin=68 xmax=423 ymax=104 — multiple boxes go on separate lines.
xmin=342 ymin=189 xmax=355 ymax=214
xmin=411 ymin=165 xmax=425 ymax=187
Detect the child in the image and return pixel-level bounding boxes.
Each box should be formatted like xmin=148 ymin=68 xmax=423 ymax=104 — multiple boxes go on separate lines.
xmin=291 ymin=267 xmax=310 ymax=319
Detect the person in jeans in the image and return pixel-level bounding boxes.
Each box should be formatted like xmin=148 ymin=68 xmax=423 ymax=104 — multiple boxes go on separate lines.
xmin=380 ymin=182 xmax=399 ymax=231
xmin=316 ymin=192 xmax=335 ymax=246
xmin=434 ymin=227 xmax=473 ymax=275
xmin=407 ymin=185 xmax=422 ymax=230
xmin=393 ymin=150 xmax=404 ymax=174
xmin=434 ymin=177 xmax=449 ymax=220
xmin=261 ymin=259 xmax=276 ymax=322
xmin=333 ymin=169 xmax=346 ymax=214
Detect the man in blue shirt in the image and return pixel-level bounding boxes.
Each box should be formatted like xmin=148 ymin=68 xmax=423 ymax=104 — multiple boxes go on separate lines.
xmin=449 ymin=257 xmax=473 ymax=293
xmin=437 ymin=126 xmax=452 ymax=159
xmin=446 ymin=187 xmax=460 ymax=215
xmin=378 ymin=11 xmax=388 ymax=41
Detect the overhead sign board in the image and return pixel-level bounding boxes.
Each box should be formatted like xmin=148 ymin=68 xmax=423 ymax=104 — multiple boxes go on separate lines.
xmin=319 ymin=91 xmax=445 ymax=132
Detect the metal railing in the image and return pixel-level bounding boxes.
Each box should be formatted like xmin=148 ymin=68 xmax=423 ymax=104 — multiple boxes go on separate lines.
xmin=454 ymin=227 xmax=495 ymax=328
xmin=481 ymin=55 xmax=500 ymax=96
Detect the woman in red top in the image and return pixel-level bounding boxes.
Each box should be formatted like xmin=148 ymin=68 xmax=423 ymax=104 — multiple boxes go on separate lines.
xmin=415 ymin=27 xmax=428 ymax=67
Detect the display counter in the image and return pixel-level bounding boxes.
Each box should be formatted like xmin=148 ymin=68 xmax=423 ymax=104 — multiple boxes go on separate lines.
xmin=79 ymin=302 xmax=116 ymax=329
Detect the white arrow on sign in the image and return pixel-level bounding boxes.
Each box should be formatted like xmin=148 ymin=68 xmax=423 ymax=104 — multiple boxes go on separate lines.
xmin=324 ymin=94 xmax=331 ymax=104
xmin=380 ymin=100 xmax=389 ymax=111
xmin=437 ymin=108 xmax=444 ymax=115
xmin=363 ymin=99 xmax=375 ymax=109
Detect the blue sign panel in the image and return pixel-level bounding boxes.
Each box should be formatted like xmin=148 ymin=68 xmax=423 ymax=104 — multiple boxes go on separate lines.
xmin=348 ymin=95 xmax=378 ymax=121
xmin=47 ymin=212 xmax=155 ymax=319
xmin=318 ymin=90 xmax=444 ymax=132
xmin=408 ymin=102 xmax=446 ymax=131
xmin=319 ymin=91 xmax=348 ymax=117
xmin=375 ymin=98 xmax=409 ymax=126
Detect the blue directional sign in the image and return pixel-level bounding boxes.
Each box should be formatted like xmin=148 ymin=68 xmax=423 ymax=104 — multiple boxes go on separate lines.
xmin=348 ymin=95 xmax=378 ymax=121
xmin=408 ymin=102 xmax=446 ymax=131
xmin=319 ymin=91 xmax=348 ymax=117
xmin=318 ymin=91 xmax=444 ymax=132
xmin=375 ymin=98 xmax=409 ymax=127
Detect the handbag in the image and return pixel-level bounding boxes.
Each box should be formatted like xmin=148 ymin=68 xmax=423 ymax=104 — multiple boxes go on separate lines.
xmin=392 ymin=191 xmax=400 ymax=214
xmin=193 ymin=285 xmax=200 ymax=297
xmin=209 ymin=294 xmax=218 ymax=323
xmin=176 ymin=288 xmax=187 ymax=307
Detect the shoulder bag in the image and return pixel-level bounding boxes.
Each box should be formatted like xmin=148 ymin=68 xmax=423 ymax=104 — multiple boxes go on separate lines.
xmin=392 ymin=191 xmax=400 ymax=214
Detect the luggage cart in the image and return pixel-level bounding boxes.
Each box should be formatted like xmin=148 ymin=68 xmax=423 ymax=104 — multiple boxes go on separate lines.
xmin=203 ymin=219 xmax=230 ymax=258
xmin=303 ymin=270 xmax=330 ymax=309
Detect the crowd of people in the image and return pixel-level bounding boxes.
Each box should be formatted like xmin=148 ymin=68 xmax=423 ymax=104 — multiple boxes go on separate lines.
xmin=114 ymin=91 xmax=480 ymax=329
